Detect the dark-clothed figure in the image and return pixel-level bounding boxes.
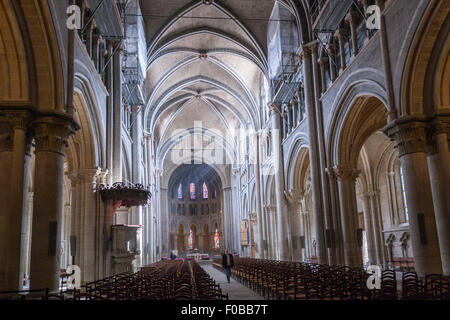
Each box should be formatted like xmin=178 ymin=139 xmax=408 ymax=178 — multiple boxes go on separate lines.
xmin=222 ymin=249 xmax=234 ymax=283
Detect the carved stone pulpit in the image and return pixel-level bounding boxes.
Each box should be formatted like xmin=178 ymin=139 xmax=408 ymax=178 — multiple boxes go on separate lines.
xmin=111 ymin=225 xmax=141 ymax=274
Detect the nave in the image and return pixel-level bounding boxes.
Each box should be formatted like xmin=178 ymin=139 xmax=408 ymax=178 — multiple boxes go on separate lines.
xmin=0 ymin=0 xmax=449 ymax=304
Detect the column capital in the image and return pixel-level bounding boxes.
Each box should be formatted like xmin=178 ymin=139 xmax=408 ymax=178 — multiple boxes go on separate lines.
xmin=426 ymin=115 xmax=450 ymax=154
xmin=383 ymin=117 xmax=427 ymax=156
xmin=318 ymin=56 xmax=329 ymax=66
xmin=301 ymin=40 xmax=319 ymax=58
xmin=284 ymin=188 xmax=304 ymax=206
xmin=67 ymin=167 xmax=101 ymax=185
xmin=269 ymin=103 xmax=281 ymax=114
xmin=334 ymin=27 xmax=347 ymax=39
xmin=0 ymin=118 xmax=14 ymax=152
xmin=345 ymin=8 xmax=358 ymax=23
xmin=327 ymin=43 xmax=335 ymax=54
xmin=32 ymin=115 xmax=78 ymax=155
xmin=333 ymin=165 xmax=360 ymax=181
xmin=0 ymin=109 xmax=33 ymax=152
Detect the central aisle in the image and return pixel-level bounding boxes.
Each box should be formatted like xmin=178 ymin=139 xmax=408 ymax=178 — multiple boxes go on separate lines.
xmin=199 ymin=260 xmax=264 ymax=300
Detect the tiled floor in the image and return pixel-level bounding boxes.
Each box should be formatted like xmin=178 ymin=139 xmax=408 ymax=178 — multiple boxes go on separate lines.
xmin=199 ymin=261 xmax=264 ymax=300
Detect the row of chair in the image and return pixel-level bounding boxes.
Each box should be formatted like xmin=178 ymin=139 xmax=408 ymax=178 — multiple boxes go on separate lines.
xmin=64 ymin=259 xmax=227 ymax=300
xmin=213 ymin=257 xmax=450 ymax=300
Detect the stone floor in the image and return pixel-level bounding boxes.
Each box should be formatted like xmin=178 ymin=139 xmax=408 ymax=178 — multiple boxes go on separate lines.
xmin=199 ymin=260 xmax=264 ymax=300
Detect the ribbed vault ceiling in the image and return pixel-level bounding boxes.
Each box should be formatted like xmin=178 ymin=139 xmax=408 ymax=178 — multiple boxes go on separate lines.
xmin=141 ymin=0 xmax=276 ymax=170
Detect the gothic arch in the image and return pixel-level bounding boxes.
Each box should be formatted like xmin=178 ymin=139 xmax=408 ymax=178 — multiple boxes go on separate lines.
xmin=402 ymin=0 xmax=450 ymax=116
xmin=0 ymin=0 xmax=63 ymax=109
xmin=286 ymin=138 xmax=310 ymax=191
xmin=330 ymin=94 xmax=389 ymax=168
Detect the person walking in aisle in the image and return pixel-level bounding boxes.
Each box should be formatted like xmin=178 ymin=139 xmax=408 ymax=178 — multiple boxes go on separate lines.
xmin=222 ymin=249 xmax=234 ymax=283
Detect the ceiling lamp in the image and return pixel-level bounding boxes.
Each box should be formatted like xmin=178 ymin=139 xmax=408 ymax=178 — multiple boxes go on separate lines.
xmin=202 ymin=0 xmax=214 ymax=5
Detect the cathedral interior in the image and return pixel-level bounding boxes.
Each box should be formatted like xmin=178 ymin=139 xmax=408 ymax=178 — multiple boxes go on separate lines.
xmin=0 ymin=0 xmax=449 ymax=302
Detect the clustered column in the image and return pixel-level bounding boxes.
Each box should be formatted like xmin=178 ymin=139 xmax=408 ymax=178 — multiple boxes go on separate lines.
xmin=384 ymin=119 xmax=442 ymax=275
xmin=334 ymin=166 xmax=363 ymax=268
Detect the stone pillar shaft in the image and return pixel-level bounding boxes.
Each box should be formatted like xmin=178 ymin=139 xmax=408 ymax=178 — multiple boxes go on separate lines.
xmin=270 ymin=104 xmax=291 ymax=260
xmin=361 ymin=193 xmax=376 ymax=264
xmin=112 ymin=43 xmax=123 ymax=183
xmin=385 ymin=119 xmax=442 ymax=275
xmin=346 ymin=10 xmax=359 ymax=57
xmin=30 ymin=116 xmax=77 ymax=291
xmin=254 ymin=134 xmax=265 ymax=258
xmin=302 ymin=45 xmax=327 ymax=264
xmin=335 ymin=29 xmax=347 ymax=72
xmin=427 ymin=120 xmax=450 ymax=274
xmin=335 ymin=166 xmax=363 ymax=267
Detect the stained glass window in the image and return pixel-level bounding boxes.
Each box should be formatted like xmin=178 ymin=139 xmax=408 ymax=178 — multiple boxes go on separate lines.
xmin=202 ymin=182 xmax=208 ymax=199
xmin=188 ymin=229 xmax=193 ymax=250
xmin=213 ymin=189 xmax=217 ymax=199
xmin=177 ymin=183 xmax=183 ymax=199
xmin=190 ymin=183 xmax=196 ymax=200
xmin=214 ymin=229 xmax=220 ymax=249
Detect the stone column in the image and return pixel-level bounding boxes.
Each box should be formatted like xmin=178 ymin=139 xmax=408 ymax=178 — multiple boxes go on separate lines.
xmin=285 ymin=104 xmax=292 ymax=134
xmin=334 ymin=166 xmax=363 ymax=267
xmin=112 ymin=42 xmax=123 ymax=183
xmin=345 ymin=9 xmax=359 ymax=58
xmin=0 ymin=119 xmax=13 ymax=289
xmin=295 ymin=89 xmax=303 ymax=125
xmin=290 ymin=98 xmax=298 ymax=129
xmin=92 ymin=32 xmax=101 ymax=71
xmin=30 ymin=115 xmax=77 ymax=292
xmin=368 ymin=190 xmax=385 ymax=265
xmin=377 ymin=0 xmax=397 ymax=121
xmin=384 ymin=118 xmax=442 ymax=275
xmin=427 ymin=118 xmax=450 ymax=274
xmin=267 ymin=205 xmax=278 ymax=259
xmin=85 ymin=22 xmax=94 ymax=58
xmin=254 ymin=134 xmax=265 ymax=258
xmin=222 ymin=186 xmax=232 ymax=251
xmin=360 ymin=192 xmax=376 ymax=265
xmin=131 ymin=106 xmax=143 ymax=265
xmin=326 ymin=168 xmax=345 ymax=265
xmin=302 ymin=45 xmax=327 ymax=264
xmin=270 ymin=104 xmax=291 ymax=261
xmin=312 ymin=43 xmax=336 ymax=265
xmin=318 ymin=57 xmax=328 ymax=94
xmin=286 ymin=190 xmax=302 ymax=261
xmin=334 ymin=28 xmax=347 ymax=73
xmin=68 ymin=168 xmax=100 ymax=284
xmin=0 ymin=111 xmax=32 ymax=291
xmin=281 ymin=107 xmax=287 ymax=139
xmin=105 ymin=40 xmax=114 ymax=185
xmin=327 ymin=44 xmax=337 ymax=82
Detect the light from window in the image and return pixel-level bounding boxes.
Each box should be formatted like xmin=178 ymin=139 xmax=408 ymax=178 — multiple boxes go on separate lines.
xmin=188 ymin=229 xmax=193 ymax=250
xmin=400 ymin=166 xmax=409 ymax=222
xmin=190 ymin=183 xmax=196 ymax=200
xmin=202 ymin=182 xmax=208 ymax=199
xmin=177 ymin=183 xmax=183 ymax=199
xmin=214 ymin=229 xmax=220 ymax=249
